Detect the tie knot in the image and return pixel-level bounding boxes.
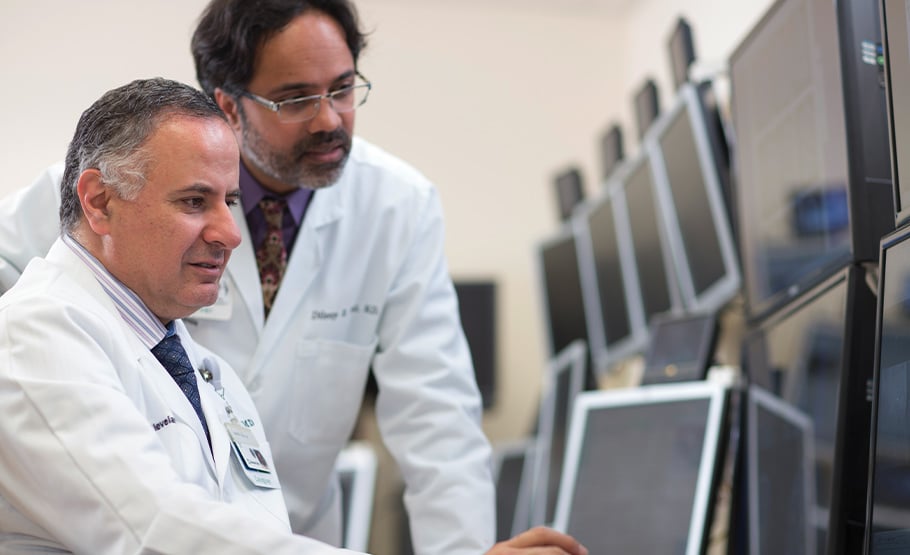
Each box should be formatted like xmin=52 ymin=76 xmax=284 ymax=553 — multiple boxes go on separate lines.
xmin=259 ymin=197 xmax=287 ymax=230
xmin=152 ymin=333 xmax=195 ymax=379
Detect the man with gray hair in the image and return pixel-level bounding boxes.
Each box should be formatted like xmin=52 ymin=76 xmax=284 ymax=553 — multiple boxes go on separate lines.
xmin=0 ymin=77 xmax=589 ymax=555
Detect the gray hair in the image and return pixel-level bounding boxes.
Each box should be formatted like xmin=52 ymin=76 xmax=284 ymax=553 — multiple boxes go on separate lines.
xmin=60 ymin=77 xmax=228 ymax=233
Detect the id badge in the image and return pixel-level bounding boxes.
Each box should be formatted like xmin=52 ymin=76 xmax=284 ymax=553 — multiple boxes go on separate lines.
xmin=225 ymin=421 xmax=280 ymax=489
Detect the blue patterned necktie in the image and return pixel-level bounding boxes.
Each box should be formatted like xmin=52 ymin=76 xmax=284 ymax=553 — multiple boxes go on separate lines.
xmin=152 ymin=325 xmax=211 ymax=447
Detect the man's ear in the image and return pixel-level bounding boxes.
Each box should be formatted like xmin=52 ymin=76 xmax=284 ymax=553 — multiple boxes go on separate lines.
xmin=215 ymin=88 xmax=242 ymax=131
xmin=77 ymin=169 xmax=114 ymax=235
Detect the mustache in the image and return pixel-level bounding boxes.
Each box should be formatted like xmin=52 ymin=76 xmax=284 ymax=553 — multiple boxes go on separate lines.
xmin=293 ymin=128 xmax=351 ymax=156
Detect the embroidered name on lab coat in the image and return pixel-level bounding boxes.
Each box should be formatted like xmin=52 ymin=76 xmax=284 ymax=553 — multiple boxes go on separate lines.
xmin=152 ymin=415 xmax=177 ymax=431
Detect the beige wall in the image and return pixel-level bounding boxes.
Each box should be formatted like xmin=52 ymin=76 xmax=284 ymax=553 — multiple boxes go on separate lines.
xmin=0 ymin=0 xmax=773 ymax=444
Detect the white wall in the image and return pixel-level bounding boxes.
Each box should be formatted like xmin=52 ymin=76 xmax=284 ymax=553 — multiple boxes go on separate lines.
xmin=0 ymin=0 xmax=773 ymax=443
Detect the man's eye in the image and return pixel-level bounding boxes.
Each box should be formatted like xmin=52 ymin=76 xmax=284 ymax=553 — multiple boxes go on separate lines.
xmin=226 ymin=196 xmax=240 ymax=207
xmin=183 ymin=197 xmax=205 ymax=209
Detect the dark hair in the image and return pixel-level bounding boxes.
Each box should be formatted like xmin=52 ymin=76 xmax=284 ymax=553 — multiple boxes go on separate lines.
xmin=60 ymin=77 xmax=228 ymax=233
xmin=191 ymin=0 xmax=368 ymax=99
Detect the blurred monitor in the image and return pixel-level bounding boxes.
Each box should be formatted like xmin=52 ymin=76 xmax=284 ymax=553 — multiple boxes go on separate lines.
xmin=741 ymin=265 xmax=877 ymax=554
xmin=528 ymin=340 xmax=587 ymax=528
xmin=668 ymin=16 xmax=696 ymax=91
xmin=335 ymin=442 xmax=378 ymax=553
xmin=728 ymin=0 xmax=891 ymax=322
xmin=573 ymin=185 xmax=648 ymax=374
xmin=614 ymin=151 xmax=683 ymax=329
xmin=600 ymin=124 xmax=625 ymax=181
xmin=647 ymin=81 xmax=740 ymax=313
xmin=554 ymin=167 xmax=585 ymax=223
xmin=492 ymin=439 xmax=536 ymax=541
xmin=534 ymin=226 xmax=596 ymax=389
xmin=634 ymin=79 xmax=661 ymax=140
xmin=640 ymin=311 xmax=718 ymax=386
xmin=552 ymin=381 xmax=729 ymax=554
xmin=865 ymin=224 xmax=910 ymax=552
xmin=453 ymin=280 xmax=497 ymax=409
xmin=746 ymin=385 xmax=817 ymax=555
xmin=882 ymin=0 xmax=910 ymax=226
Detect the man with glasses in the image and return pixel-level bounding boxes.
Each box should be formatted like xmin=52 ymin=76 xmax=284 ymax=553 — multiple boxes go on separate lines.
xmin=0 ymin=1 xmax=496 ymax=554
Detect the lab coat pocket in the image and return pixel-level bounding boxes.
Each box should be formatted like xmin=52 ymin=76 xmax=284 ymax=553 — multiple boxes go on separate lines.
xmin=289 ymin=338 xmax=377 ymax=446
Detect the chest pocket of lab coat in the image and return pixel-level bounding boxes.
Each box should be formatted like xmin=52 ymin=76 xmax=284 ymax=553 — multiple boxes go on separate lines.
xmin=289 ymin=338 xmax=377 ymax=446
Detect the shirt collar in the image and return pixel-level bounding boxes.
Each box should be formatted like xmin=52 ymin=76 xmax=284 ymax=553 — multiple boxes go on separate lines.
xmin=62 ymin=234 xmax=168 ymax=349
xmin=239 ymin=161 xmax=313 ymax=227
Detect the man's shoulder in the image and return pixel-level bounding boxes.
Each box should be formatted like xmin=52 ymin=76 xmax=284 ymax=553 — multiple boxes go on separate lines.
xmin=346 ymin=137 xmax=434 ymax=194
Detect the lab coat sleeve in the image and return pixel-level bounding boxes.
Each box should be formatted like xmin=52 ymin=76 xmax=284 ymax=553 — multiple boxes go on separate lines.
xmin=0 ymin=162 xmax=64 ymax=292
xmin=371 ymin=187 xmax=496 ymax=555
xmin=0 ymin=300 xmax=360 ymax=555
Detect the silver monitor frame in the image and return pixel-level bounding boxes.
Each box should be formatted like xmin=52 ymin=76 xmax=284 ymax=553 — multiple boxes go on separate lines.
xmin=334 ymin=441 xmax=378 ymax=553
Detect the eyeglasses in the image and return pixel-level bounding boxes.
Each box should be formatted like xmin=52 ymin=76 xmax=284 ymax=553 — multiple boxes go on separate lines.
xmin=241 ymin=73 xmax=372 ymax=123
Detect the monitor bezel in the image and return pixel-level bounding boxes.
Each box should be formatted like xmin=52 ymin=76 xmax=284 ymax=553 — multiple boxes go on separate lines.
xmin=527 ymin=339 xmax=587 ymax=528
xmin=573 ymin=183 xmax=649 ymax=375
xmin=881 ymin=0 xmax=910 ymax=226
xmin=645 ymin=81 xmax=741 ymax=314
xmin=552 ymin=380 xmax=728 ymax=554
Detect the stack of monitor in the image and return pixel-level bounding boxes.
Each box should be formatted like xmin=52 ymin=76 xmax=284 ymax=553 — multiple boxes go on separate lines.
xmin=537 ymin=77 xmax=739 ymax=377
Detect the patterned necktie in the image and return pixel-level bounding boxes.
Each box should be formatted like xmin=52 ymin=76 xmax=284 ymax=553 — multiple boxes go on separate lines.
xmin=152 ymin=330 xmax=211 ymax=446
xmin=256 ymin=197 xmax=288 ymax=318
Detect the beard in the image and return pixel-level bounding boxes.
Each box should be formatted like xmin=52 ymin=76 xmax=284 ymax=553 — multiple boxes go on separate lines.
xmin=239 ymin=110 xmax=352 ymax=190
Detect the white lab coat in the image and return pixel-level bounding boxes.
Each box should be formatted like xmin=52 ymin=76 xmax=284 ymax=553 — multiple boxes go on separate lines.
xmin=0 ymin=239 xmax=358 ymax=554
xmin=0 ymin=137 xmax=495 ymax=554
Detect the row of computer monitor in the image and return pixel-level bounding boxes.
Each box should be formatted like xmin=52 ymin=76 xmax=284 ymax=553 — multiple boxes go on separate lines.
xmin=537 ymin=79 xmax=740 ymax=377
xmin=494 ymin=336 xmax=820 ymax=554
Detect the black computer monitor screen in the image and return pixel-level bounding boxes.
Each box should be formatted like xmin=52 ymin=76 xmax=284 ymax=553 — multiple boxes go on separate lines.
xmin=729 ymin=0 xmax=851 ymax=320
xmin=866 ymin=229 xmax=910 ymax=551
xmin=584 ymin=196 xmax=633 ymax=349
xmin=652 ymin=84 xmax=740 ymax=312
xmin=493 ymin=440 xmax=534 ymax=541
xmin=553 ymin=383 xmax=727 ymax=554
xmin=747 ymin=385 xmax=817 ymax=555
xmin=743 ymin=272 xmax=848 ymax=548
xmin=621 ymin=155 xmax=678 ymax=323
xmin=537 ymin=230 xmax=588 ymax=358
xmin=453 ymin=281 xmax=496 ymax=409
xmin=641 ymin=312 xmax=718 ymax=385
xmin=530 ymin=340 xmax=586 ymax=528
xmin=883 ymin=0 xmax=910 ymax=224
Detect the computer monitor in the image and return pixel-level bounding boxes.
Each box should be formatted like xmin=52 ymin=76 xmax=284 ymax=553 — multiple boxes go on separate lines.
xmin=746 ymin=385 xmax=817 ymax=555
xmin=881 ymin=0 xmax=910 ymax=226
xmin=613 ymin=151 xmax=684 ymax=328
xmin=640 ymin=311 xmax=718 ymax=386
xmin=741 ymin=265 xmax=877 ymax=554
xmin=647 ymin=81 xmax=740 ymax=313
xmin=668 ymin=16 xmax=696 ymax=91
xmin=554 ymin=167 xmax=585 ymax=223
xmin=634 ymin=78 xmax=661 ymax=140
xmin=492 ymin=439 xmax=536 ymax=542
xmin=335 ymin=441 xmax=378 ymax=553
xmin=600 ymin=124 xmax=624 ymax=181
xmin=552 ymin=381 xmax=729 ymax=554
xmin=864 ymin=224 xmax=910 ymax=552
xmin=728 ymin=0 xmax=892 ymax=322
xmin=573 ymin=184 xmax=649 ymax=374
xmin=453 ymin=280 xmax=497 ymax=409
xmin=534 ymin=226 xmax=597 ymax=390
xmin=528 ymin=339 xmax=587 ymax=528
